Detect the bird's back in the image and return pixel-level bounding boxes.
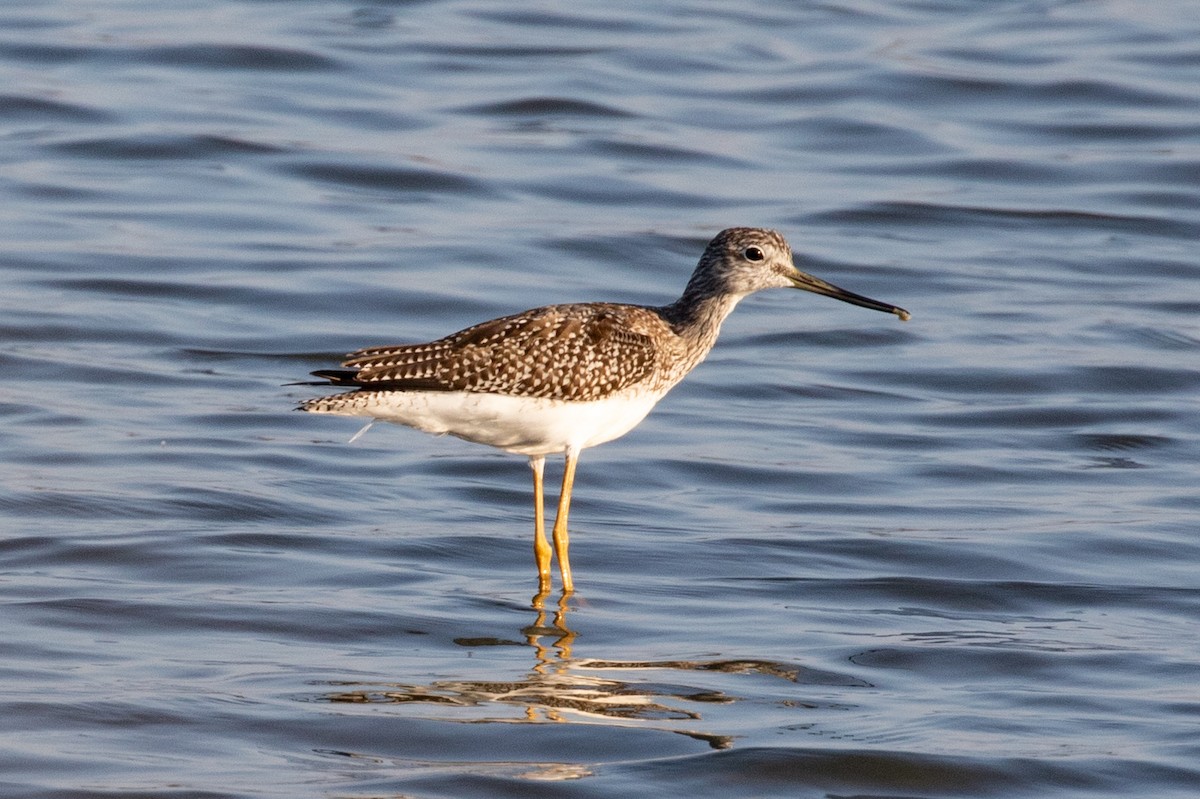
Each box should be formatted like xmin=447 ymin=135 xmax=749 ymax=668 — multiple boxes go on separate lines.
xmin=316 ymin=301 xmax=693 ymax=403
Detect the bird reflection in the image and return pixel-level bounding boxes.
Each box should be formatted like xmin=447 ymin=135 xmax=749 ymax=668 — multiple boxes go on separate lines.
xmin=323 ymin=592 xmax=745 ymax=749
xmin=523 ymin=589 xmax=576 ymax=673
xmin=322 ymin=591 xmax=869 ymax=754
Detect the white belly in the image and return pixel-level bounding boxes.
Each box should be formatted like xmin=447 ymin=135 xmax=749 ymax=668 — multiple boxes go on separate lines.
xmin=307 ymin=389 xmax=666 ymax=456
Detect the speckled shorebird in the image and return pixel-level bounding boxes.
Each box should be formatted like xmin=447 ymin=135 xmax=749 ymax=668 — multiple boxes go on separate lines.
xmin=301 ymin=227 xmax=909 ymax=594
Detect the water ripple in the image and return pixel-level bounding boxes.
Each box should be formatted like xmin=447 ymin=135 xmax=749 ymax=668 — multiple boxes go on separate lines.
xmin=2 ymin=1 xmax=1199 ymax=797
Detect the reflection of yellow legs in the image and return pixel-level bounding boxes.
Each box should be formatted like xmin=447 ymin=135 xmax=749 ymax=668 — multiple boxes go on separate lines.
xmin=529 ymin=449 xmax=579 ymax=595
xmin=527 ymin=588 xmax=575 ymax=719
xmin=528 ymin=590 xmax=575 ymax=665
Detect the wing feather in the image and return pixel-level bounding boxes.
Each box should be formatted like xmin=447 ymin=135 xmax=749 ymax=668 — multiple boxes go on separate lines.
xmin=313 ymin=303 xmax=665 ymax=401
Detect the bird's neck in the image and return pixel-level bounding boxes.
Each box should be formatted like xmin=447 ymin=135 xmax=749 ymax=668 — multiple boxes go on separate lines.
xmin=660 ymin=283 xmax=743 ymax=346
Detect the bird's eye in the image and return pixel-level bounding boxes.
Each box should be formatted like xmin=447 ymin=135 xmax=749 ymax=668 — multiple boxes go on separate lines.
xmin=743 ymin=246 xmax=764 ymax=262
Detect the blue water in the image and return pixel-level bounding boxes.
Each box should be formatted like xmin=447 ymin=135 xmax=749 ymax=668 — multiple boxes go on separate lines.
xmin=3 ymin=1 xmax=1199 ymax=797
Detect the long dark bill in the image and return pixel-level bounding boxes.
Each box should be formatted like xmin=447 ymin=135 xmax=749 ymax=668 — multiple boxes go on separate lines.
xmin=790 ymin=270 xmax=911 ymax=321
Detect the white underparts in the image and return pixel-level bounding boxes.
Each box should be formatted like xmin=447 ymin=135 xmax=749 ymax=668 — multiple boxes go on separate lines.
xmin=304 ymin=389 xmax=666 ymax=457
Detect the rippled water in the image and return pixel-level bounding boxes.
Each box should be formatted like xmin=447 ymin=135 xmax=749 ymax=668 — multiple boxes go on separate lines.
xmin=3 ymin=1 xmax=1199 ymax=797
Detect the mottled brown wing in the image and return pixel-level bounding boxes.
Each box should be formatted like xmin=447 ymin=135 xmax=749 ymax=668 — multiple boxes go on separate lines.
xmin=336 ymin=304 xmax=660 ymax=401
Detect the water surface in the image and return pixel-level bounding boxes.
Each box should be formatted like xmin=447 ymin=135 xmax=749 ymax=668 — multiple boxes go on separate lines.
xmin=2 ymin=1 xmax=1199 ymax=797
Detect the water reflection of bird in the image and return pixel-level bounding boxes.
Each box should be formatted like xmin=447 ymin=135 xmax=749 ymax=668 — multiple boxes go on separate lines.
xmin=301 ymin=227 xmax=909 ymax=593
xmin=323 ymin=596 xmax=739 ymax=750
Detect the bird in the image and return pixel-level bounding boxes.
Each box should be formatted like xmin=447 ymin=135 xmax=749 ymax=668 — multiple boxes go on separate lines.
xmin=300 ymin=227 xmax=909 ymax=595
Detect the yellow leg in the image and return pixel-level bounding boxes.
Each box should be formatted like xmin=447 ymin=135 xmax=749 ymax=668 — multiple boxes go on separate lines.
xmin=551 ymin=449 xmax=578 ymax=594
xmin=530 ymin=456 xmax=552 ymax=593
